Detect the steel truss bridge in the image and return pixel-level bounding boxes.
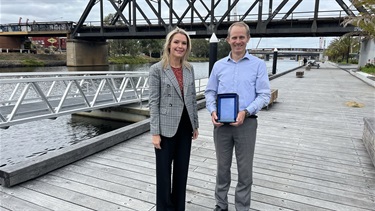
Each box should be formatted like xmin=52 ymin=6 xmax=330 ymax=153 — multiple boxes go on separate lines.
xmin=0 ymin=0 xmax=370 ymax=39
xmin=0 ymin=72 xmax=207 ymax=129
xmin=71 ymin=0 xmax=367 ymax=39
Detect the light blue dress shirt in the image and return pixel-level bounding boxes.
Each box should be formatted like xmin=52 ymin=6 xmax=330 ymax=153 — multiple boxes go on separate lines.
xmin=205 ymin=51 xmax=271 ymax=115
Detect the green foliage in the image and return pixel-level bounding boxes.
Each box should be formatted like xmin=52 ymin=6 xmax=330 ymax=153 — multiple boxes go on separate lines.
xmin=104 ymin=13 xmax=125 ymax=26
xmin=341 ymin=0 xmax=375 ymax=39
xmin=325 ymin=36 xmax=360 ymax=63
xmin=104 ymin=12 xmax=234 ymax=61
xmin=139 ymin=39 xmax=163 ymax=58
xmin=365 ymin=63 xmax=375 ymax=68
xmin=108 ymin=39 xmax=141 ymax=57
xmin=217 ymin=39 xmax=231 ymax=59
xmin=191 ymin=39 xmax=209 ymax=57
xmin=21 ymin=59 xmax=44 ymax=66
xmin=350 ymin=59 xmax=359 ymax=64
xmin=360 ymin=63 xmax=375 ymax=75
xmin=0 ymin=55 xmax=10 ymax=60
xmin=108 ymin=37 xmax=217 ymax=61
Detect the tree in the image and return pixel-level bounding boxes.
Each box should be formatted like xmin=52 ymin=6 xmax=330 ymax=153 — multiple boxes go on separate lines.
xmin=106 ymin=13 xmax=126 ymax=57
xmin=191 ymin=39 xmax=209 ymax=57
xmin=104 ymin=13 xmax=141 ymax=57
xmin=217 ymin=39 xmax=231 ymax=59
xmin=123 ymin=39 xmax=141 ymax=57
xmin=325 ymin=37 xmax=360 ymax=63
xmin=341 ymin=0 xmax=375 ymax=39
xmin=139 ymin=39 xmax=163 ymax=58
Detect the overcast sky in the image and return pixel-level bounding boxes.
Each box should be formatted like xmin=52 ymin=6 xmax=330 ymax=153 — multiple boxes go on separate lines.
xmin=0 ymin=0 xmax=357 ymax=48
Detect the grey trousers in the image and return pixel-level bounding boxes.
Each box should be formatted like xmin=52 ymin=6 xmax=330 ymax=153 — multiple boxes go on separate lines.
xmin=213 ymin=118 xmax=257 ymax=211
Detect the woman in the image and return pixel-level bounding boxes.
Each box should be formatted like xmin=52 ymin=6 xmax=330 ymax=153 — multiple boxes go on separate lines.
xmin=148 ymin=27 xmax=199 ymax=211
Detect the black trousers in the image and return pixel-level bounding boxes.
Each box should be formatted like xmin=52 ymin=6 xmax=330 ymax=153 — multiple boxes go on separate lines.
xmin=155 ymin=107 xmax=193 ymax=211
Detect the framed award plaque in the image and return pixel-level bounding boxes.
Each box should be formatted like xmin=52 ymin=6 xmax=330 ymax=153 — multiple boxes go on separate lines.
xmin=217 ymin=93 xmax=239 ymax=123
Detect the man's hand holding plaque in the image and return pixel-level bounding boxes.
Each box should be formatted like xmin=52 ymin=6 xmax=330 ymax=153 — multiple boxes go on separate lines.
xmin=217 ymin=93 xmax=239 ymax=123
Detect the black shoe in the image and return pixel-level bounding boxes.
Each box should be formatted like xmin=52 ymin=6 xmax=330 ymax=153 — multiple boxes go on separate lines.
xmin=214 ymin=205 xmax=228 ymax=211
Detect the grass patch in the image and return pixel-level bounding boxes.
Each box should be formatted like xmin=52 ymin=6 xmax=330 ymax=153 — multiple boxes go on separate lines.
xmin=21 ymin=59 xmax=45 ymax=67
xmin=360 ymin=64 xmax=375 ymax=75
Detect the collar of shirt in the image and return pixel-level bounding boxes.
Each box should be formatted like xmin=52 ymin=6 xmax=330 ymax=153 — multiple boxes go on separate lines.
xmin=225 ymin=51 xmax=252 ymax=63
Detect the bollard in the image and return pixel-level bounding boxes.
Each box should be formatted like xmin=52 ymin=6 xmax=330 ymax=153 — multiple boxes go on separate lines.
xmin=272 ymin=48 xmax=278 ymax=75
xmin=209 ymin=33 xmax=219 ymax=76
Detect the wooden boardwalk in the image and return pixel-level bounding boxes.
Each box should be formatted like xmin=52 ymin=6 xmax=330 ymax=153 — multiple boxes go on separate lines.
xmin=1 ymin=62 xmax=375 ymax=211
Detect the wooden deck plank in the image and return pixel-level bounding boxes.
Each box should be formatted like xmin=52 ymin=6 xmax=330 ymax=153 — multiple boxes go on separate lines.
xmin=34 ymin=174 xmax=154 ymax=210
xmin=108 ymin=138 xmax=375 ymax=186
xmin=0 ymin=185 xmax=92 ymax=211
xmin=20 ymin=180 xmax=132 ymax=211
xmin=88 ymin=140 xmax=375 ymax=209
xmin=196 ymin=134 xmax=374 ymax=171
xmin=1 ymin=63 xmax=375 ymax=210
xmin=194 ymin=164 xmax=375 ymax=209
xmin=0 ymin=192 xmax=51 ymax=211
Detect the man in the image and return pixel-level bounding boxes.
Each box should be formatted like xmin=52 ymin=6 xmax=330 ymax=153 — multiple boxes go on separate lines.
xmin=204 ymin=22 xmax=271 ymax=211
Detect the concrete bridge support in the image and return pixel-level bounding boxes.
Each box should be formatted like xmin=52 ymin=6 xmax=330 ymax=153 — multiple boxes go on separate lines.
xmin=359 ymin=39 xmax=375 ymax=67
xmin=67 ymin=39 xmax=108 ymax=67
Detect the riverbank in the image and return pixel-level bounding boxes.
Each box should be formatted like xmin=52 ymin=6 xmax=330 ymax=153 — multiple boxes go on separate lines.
xmin=0 ymin=53 xmax=66 ymax=68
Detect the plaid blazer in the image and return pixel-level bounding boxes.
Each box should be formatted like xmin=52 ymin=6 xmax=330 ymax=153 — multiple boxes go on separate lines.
xmin=149 ymin=61 xmax=199 ymax=137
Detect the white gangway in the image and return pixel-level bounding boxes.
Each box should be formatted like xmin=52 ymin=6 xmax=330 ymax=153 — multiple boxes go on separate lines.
xmin=0 ymin=71 xmax=208 ymax=129
xmin=0 ymin=71 xmax=150 ymax=129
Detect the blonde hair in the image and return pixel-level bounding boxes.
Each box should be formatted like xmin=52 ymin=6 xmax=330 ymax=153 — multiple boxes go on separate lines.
xmin=161 ymin=27 xmax=192 ymax=69
xmin=227 ymin=21 xmax=251 ymax=38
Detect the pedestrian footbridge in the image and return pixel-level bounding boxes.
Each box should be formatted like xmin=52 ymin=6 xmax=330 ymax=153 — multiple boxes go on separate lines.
xmin=0 ymin=71 xmax=150 ymax=129
xmin=0 ymin=71 xmax=208 ymax=129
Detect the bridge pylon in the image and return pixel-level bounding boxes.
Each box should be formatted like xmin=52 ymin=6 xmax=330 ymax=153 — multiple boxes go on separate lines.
xmin=66 ymin=39 xmax=108 ymax=67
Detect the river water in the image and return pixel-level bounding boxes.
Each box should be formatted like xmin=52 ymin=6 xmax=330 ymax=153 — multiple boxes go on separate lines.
xmin=0 ymin=59 xmax=300 ymax=167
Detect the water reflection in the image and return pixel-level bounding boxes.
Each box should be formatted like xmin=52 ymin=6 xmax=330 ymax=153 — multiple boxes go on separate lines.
xmin=67 ymin=114 xmax=130 ymax=145
xmin=0 ymin=113 xmax=128 ymax=168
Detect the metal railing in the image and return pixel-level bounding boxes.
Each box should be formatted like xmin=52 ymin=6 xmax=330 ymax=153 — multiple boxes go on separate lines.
xmin=0 ymin=71 xmax=208 ymax=129
xmin=0 ymin=21 xmax=74 ymax=33
xmin=0 ymin=71 xmax=149 ymax=129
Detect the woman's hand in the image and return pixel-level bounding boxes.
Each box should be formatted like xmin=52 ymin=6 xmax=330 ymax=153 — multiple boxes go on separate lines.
xmin=152 ymin=135 xmax=161 ymax=149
